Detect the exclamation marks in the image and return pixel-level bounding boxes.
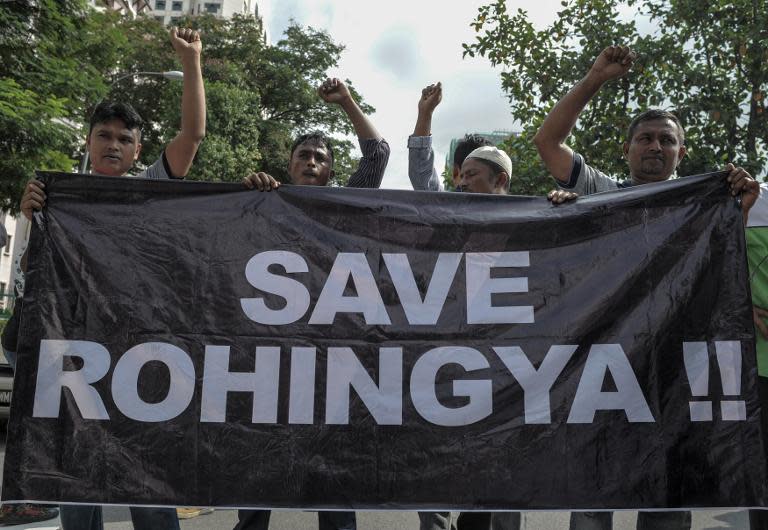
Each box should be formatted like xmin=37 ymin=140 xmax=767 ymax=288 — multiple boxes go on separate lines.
xmin=715 ymin=341 xmax=747 ymax=421
xmin=683 ymin=341 xmax=747 ymax=422
xmin=683 ymin=342 xmax=712 ymax=421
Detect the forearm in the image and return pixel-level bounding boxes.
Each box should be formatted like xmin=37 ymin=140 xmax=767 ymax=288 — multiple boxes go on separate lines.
xmin=164 ymin=54 xmax=205 ymax=177
xmin=340 ymin=98 xmax=382 ymax=141
xmin=536 ymin=74 xmax=603 ymax=147
xmin=180 ymin=54 xmax=205 ymax=144
xmin=534 ymin=74 xmax=604 ymax=182
xmin=413 ymin=110 xmax=433 ymax=137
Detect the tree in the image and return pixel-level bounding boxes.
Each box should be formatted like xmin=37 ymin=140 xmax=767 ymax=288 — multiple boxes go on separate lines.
xmin=106 ymin=14 xmax=371 ymax=186
xmin=462 ymin=0 xmax=767 ymax=191
xmin=0 ymin=0 xmax=124 ymax=213
xmin=0 ymin=6 xmax=374 ymax=214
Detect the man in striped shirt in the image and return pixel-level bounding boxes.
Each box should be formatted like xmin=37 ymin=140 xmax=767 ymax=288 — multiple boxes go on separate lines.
xmin=243 ymin=77 xmax=389 ymax=193
xmin=238 ymin=76 xmax=389 ymax=530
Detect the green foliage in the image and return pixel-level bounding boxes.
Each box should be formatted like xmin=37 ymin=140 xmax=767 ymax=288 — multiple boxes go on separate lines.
xmin=107 ymin=14 xmax=372 ymax=185
xmin=439 ymin=130 xmax=551 ymax=195
xmin=0 ymin=5 xmax=375 ymax=213
xmin=463 ymin=0 xmax=767 ymax=184
xmin=0 ymin=0 xmax=122 ymax=213
xmin=440 ymin=165 xmax=455 ymax=192
xmin=503 ymin=125 xmax=554 ymax=196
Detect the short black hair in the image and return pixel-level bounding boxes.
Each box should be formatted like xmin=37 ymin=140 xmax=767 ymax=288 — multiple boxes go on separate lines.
xmin=88 ymin=101 xmax=144 ymax=137
xmin=453 ymin=134 xmax=493 ymax=169
xmin=290 ymin=132 xmax=334 ymax=167
xmin=627 ymin=109 xmax=685 ymax=144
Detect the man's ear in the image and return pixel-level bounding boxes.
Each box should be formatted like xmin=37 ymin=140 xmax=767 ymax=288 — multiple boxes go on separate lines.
xmin=330 ymin=169 xmax=336 ymax=180
xmin=134 ymin=142 xmax=142 ymax=161
xmin=493 ymin=171 xmax=509 ymax=193
xmin=85 ymin=134 xmax=91 ymax=152
xmin=677 ymin=145 xmax=687 ymax=166
xmin=622 ymin=141 xmax=629 ymax=158
xmin=451 ymin=165 xmax=460 ymax=187
xmin=496 ymin=172 xmax=510 ymax=192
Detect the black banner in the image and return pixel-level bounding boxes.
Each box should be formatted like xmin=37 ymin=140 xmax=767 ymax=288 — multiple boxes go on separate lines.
xmin=3 ymin=171 xmax=766 ymax=510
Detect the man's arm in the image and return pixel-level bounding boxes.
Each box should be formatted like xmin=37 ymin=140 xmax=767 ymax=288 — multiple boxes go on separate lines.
xmin=533 ymin=46 xmax=636 ymax=183
xmin=409 ymin=83 xmax=442 ymax=191
xmin=319 ymin=78 xmax=381 ymax=140
xmin=164 ymin=27 xmax=206 ymax=178
xmin=413 ymin=82 xmax=441 ymax=137
xmin=319 ymin=78 xmax=389 ymax=188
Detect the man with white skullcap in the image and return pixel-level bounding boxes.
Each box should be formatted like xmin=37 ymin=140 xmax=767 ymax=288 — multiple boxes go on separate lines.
xmin=416 ymin=144 xmax=519 ymax=530
xmin=456 ymin=145 xmax=512 ymax=195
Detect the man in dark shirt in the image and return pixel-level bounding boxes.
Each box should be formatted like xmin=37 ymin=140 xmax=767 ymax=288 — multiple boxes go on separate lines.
xmin=243 ymin=77 xmax=389 ymax=193
xmin=237 ymin=77 xmax=389 ymax=530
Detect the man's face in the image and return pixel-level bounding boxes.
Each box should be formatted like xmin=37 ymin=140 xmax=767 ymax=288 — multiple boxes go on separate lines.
xmin=623 ymin=119 xmax=686 ymax=183
xmin=288 ymin=141 xmax=334 ymax=186
xmin=456 ymin=159 xmax=507 ymax=194
xmin=86 ymin=119 xmax=142 ymax=177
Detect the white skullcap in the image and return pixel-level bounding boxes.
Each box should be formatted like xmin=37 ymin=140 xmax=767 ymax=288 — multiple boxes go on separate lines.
xmin=465 ymin=146 xmax=513 ymax=176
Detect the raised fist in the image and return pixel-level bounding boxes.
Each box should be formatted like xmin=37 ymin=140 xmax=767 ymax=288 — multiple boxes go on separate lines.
xmin=170 ymin=27 xmax=202 ymax=59
xmin=418 ymin=82 xmax=442 ymax=115
xmin=588 ymin=45 xmax=636 ymax=83
xmin=318 ymin=78 xmax=352 ymax=105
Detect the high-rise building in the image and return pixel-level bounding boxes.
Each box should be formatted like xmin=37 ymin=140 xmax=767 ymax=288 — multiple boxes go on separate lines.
xmin=88 ymin=0 xmax=152 ymax=17
xmin=88 ymin=0 xmax=269 ymax=30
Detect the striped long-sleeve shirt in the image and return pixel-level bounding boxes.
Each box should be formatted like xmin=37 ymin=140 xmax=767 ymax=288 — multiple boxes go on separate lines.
xmin=345 ymin=138 xmax=390 ymax=189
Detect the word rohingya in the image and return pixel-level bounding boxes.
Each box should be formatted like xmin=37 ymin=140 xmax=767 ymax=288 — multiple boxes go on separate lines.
xmin=33 ymin=339 xmax=661 ymax=426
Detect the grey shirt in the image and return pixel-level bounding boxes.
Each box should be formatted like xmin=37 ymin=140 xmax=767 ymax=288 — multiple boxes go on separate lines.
xmin=407 ymin=135 xmax=443 ymax=191
xmin=558 ymin=152 xmax=633 ymax=195
xmin=134 ymin=151 xmax=174 ymax=180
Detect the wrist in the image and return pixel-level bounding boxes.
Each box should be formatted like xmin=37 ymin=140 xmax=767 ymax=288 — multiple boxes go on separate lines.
xmin=180 ymin=53 xmax=201 ymax=67
xmin=338 ymin=96 xmax=357 ymax=111
xmin=581 ymin=72 xmax=607 ymax=93
xmin=417 ymin=108 xmax=434 ymax=120
xmin=414 ymin=115 xmax=432 ymax=136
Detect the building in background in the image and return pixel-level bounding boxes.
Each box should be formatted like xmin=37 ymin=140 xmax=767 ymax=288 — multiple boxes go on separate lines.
xmin=89 ymin=0 xmax=152 ymax=17
xmin=89 ymin=0 xmax=269 ymax=32
xmin=445 ymin=130 xmax=517 ymax=171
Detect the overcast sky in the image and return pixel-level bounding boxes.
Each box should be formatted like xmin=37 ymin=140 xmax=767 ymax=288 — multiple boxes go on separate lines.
xmin=262 ymin=0 xmax=567 ymax=189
